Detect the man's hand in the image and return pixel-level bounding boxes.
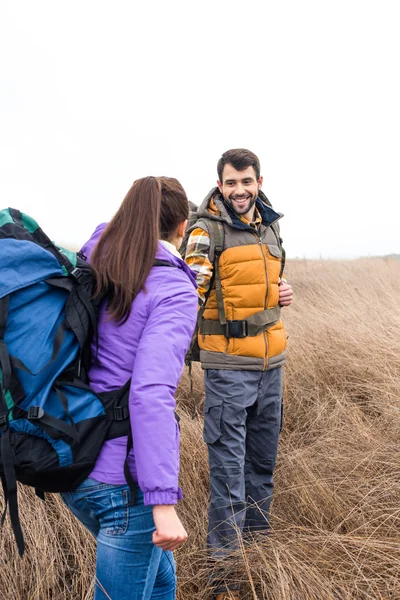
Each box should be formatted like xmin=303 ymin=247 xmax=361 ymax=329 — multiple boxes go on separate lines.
xmin=152 ymin=505 xmax=188 ymax=551
xmin=278 ymin=278 xmax=293 ymax=307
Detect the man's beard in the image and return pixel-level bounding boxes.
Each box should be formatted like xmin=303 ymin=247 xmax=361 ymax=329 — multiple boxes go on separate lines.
xmin=224 ymin=193 xmax=258 ymax=216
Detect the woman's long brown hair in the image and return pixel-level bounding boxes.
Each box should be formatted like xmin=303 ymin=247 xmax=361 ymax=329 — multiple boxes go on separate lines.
xmin=90 ymin=176 xmax=189 ymax=324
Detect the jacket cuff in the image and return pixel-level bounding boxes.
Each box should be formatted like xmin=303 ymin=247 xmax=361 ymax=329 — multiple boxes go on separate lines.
xmin=143 ymin=488 xmax=183 ymax=506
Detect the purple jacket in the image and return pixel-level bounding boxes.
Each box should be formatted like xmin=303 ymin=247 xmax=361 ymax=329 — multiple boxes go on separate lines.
xmin=81 ymin=224 xmax=198 ymax=505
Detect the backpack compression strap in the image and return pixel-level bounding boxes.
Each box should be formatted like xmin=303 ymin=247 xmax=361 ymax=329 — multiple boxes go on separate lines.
xmin=0 ymin=295 xmax=24 ymax=556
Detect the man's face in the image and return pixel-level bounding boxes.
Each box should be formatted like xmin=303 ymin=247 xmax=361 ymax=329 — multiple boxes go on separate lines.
xmin=217 ymin=164 xmax=263 ymax=218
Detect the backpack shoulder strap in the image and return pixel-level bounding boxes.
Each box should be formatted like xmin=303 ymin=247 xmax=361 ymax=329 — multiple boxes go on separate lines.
xmin=193 ymin=218 xmax=226 ymax=325
xmin=193 ymin=217 xmax=225 ymax=265
xmin=270 ymin=222 xmax=286 ymax=279
xmin=153 ymin=259 xmax=175 ymax=268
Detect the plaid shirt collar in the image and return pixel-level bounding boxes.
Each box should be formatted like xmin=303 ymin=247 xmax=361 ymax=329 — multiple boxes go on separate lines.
xmin=239 ymin=207 xmax=262 ymax=227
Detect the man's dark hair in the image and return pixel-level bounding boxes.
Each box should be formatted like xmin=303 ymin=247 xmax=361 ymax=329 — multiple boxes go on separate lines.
xmin=217 ymin=148 xmax=261 ymax=182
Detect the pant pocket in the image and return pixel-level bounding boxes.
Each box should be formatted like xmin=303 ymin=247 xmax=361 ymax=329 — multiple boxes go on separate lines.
xmin=203 ymin=399 xmax=223 ymax=444
xmin=86 ymin=487 xmax=129 ymax=536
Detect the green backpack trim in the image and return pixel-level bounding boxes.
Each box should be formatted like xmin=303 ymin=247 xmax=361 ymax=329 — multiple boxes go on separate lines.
xmin=0 ymin=368 xmax=14 ymax=418
xmin=0 ymin=211 xmax=15 ymax=228
xmin=20 ymin=212 xmax=40 ymax=234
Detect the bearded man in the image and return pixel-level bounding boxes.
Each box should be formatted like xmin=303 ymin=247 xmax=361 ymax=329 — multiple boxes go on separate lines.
xmin=184 ymin=148 xmax=293 ymax=600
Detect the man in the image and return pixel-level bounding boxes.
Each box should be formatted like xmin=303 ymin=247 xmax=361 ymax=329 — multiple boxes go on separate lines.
xmin=184 ymin=149 xmax=293 ymax=600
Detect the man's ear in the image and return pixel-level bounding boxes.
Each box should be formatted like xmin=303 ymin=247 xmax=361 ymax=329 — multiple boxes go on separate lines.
xmin=217 ymin=180 xmax=223 ymax=193
xmin=258 ymin=176 xmax=263 ymax=188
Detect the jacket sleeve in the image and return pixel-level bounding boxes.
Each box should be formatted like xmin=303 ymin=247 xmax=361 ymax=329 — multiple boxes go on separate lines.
xmin=128 ymin=270 xmax=197 ymax=505
xmin=184 ymin=227 xmax=213 ymax=305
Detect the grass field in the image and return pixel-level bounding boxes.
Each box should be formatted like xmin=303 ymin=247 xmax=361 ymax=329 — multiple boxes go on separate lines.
xmin=1 ymin=258 xmax=399 ymax=599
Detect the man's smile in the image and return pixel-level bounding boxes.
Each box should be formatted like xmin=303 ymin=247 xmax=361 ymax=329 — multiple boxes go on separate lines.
xmin=230 ymin=196 xmax=251 ymax=204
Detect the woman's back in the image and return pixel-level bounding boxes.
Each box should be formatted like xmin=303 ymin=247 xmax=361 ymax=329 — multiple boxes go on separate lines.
xmin=80 ymin=223 xmax=197 ymax=501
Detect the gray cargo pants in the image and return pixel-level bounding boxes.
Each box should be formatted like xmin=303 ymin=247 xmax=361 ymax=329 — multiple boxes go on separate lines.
xmin=204 ymin=367 xmax=282 ymax=553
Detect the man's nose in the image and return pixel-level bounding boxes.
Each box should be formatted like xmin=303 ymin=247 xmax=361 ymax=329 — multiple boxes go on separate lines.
xmin=235 ymin=183 xmax=245 ymax=195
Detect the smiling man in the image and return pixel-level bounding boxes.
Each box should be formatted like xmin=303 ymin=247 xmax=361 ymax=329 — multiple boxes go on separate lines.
xmin=184 ymin=148 xmax=293 ymax=600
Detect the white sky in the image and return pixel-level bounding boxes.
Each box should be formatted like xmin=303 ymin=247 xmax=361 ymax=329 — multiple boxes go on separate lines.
xmin=1 ymin=0 xmax=399 ymax=258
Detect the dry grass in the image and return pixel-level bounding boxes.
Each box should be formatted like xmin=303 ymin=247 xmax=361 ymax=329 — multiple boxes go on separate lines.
xmin=1 ymin=258 xmax=399 ymax=599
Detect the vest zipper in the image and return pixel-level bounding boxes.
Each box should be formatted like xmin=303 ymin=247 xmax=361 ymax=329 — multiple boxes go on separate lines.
xmin=254 ymin=230 xmax=269 ymax=369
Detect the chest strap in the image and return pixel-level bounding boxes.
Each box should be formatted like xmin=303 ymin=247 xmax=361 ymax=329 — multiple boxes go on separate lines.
xmin=199 ymin=305 xmax=281 ymax=338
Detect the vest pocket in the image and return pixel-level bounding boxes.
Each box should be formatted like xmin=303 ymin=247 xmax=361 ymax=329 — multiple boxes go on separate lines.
xmin=266 ymin=244 xmax=282 ymax=258
xmin=203 ymin=399 xmax=223 ymax=444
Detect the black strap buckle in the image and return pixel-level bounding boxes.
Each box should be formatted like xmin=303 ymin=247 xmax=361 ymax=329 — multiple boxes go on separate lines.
xmin=0 ymin=414 xmax=8 ymax=428
xmin=114 ymin=406 xmax=129 ymax=421
xmin=225 ymin=320 xmax=248 ymax=339
xmin=70 ymin=268 xmax=83 ymax=282
xmin=27 ymin=406 xmax=44 ymax=420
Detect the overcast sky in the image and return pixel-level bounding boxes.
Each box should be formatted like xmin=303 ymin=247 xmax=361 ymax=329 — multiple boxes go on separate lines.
xmin=1 ymin=0 xmax=399 ymax=258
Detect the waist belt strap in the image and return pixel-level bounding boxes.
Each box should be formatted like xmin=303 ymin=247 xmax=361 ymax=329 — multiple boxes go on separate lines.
xmin=199 ymin=306 xmax=281 ymax=338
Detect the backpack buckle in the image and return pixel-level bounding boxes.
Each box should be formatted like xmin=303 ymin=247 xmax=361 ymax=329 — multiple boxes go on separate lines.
xmin=225 ymin=320 xmax=248 ymax=339
xmin=28 ymin=406 xmax=44 ymax=420
xmin=113 ymin=407 xmax=128 ymax=421
xmin=70 ymin=268 xmax=83 ymax=282
xmin=0 ymin=414 xmax=8 ymax=428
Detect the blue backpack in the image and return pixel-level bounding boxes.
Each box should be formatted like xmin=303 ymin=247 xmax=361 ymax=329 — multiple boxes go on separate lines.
xmin=0 ymin=208 xmax=170 ymax=555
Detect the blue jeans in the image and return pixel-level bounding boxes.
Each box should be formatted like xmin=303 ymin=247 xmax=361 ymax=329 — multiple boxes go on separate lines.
xmin=61 ymin=478 xmax=176 ymax=600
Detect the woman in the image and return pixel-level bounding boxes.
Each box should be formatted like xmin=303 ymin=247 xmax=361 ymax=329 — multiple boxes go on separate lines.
xmin=61 ymin=177 xmax=198 ymax=600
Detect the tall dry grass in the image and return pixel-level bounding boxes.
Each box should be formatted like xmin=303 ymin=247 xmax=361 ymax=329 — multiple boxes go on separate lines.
xmin=0 ymin=258 xmax=399 ymax=599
